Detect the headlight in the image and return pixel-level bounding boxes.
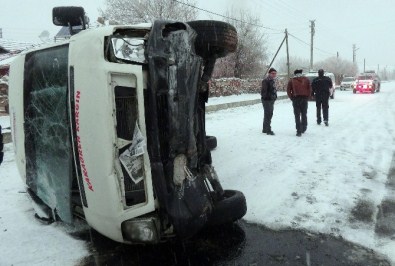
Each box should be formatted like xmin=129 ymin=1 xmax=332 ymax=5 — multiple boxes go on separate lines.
xmin=111 ymin=37 xmax=146 ymax=63
xmin=121 ymin=217 xmax=160 ymax=243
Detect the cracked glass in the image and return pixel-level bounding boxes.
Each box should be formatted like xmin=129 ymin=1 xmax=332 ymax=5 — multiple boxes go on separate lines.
xmin=24 ymin=45 xmax=73 ymax=223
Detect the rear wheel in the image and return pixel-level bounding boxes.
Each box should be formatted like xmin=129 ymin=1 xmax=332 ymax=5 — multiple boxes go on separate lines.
xmin=187 ymin=20 xmax=238 ymax=59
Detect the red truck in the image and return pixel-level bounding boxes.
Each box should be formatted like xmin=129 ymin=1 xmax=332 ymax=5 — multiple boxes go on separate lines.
xmin=353 ymin=71 xmax=381 ymax=94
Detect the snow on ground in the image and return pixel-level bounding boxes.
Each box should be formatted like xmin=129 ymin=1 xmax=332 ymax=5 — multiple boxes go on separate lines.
xmin=207 ymin=81 xmax=395 ymax=263
xmin=1 ymin=83 xmax=395 ymax=264
xmin=0 ymin=145 xmax=90 ymax=265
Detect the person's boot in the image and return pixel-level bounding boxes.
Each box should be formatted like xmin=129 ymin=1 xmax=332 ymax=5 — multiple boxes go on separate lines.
xmin=267 ymin=131 xmax=275 ymax=135
xmin=324 ymin=121 xmax=328 ymax=126
xmin=296 ymin=132 xmax=302 ymax=137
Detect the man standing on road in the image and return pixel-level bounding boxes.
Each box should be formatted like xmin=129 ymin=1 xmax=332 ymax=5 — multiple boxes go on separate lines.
xmin=287 ymin=69 xmax=311 ymax=137
xmin=0 ymin=125 xmax=3 ymax=165
xmin=312 ymin=69 xmax=333 ymax=126
xmin=261 ymin=67 xmax=278 ymax=135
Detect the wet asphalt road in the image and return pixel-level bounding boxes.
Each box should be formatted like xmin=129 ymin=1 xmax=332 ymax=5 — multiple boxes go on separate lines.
xmin=75 ymin=220 xmax=391 ymax=266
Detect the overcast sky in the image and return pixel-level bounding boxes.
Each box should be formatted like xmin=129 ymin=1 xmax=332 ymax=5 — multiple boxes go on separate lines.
xmin=1 ymin=0 xmax=394 ymax=72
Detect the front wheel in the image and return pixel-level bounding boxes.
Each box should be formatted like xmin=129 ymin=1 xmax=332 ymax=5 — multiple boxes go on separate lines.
xmin=207 ymin=190 xmax=247 ymax=227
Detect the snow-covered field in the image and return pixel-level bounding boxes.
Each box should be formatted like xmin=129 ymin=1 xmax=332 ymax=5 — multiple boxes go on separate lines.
xmin=207 ymin=82 xmax=395 ymax=263
xmin=1 ymin=82 xmax=395 ymax=265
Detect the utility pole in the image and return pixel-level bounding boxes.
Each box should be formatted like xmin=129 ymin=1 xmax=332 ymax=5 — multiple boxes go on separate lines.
xmin=352 ymin=44 xmax=359 ymax=64
xmin=285 ymin=29 xmax=290 ymax=79
xmin=264 ymin=33 xmax=286 ymax=76
xmin=310 ymin=20 xmax=315 ymax=71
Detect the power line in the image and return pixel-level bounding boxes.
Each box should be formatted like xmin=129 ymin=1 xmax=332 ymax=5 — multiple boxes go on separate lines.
xmin=288 ymin=33 xmax=335 ymax=56
xmin=172 ymin=0 xmax=282 ymax=32
xmin=174 ymin=0 xmax=337 ymax=58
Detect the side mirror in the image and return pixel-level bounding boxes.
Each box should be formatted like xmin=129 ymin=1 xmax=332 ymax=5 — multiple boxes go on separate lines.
xmin=53 ymin=6 xmax=87 ymax=29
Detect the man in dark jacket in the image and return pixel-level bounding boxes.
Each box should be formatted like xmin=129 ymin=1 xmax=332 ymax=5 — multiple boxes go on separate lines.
xmin=287 ymin=69 xmax=311 ymax=137
xmin=0 ymin=125 xmax=3 ymax=165
xmin=261 ymin=67 xmax=278 ymax=135
xmin=312 ymin=69 xmax=333 ymax=126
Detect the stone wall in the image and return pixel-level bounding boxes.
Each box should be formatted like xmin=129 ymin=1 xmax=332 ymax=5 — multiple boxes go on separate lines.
xmin=209 ymin=77 xmax=288 ymax=98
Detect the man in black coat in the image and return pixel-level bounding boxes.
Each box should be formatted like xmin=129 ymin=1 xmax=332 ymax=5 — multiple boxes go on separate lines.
xmin=0 ymin=125 xmax=3 ymax=165
xmin=261 ymin=67 xmax=278 ymax=135
xmin=312 ymin=69 xmax=333 ymax=126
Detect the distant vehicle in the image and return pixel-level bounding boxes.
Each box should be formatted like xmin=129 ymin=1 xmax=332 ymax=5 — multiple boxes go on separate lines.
xmin=353 ymin=71 xmax=380 ymax=94
xmin=8 ymin=6 xmax=246 ymax=244
xmin=304 ymin=71 xmax=336 ymax=100
xmin=340 ymin=76 xmax=355 ymax=91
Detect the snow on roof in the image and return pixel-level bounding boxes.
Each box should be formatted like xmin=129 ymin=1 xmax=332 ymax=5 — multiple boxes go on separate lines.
xmin=0 ymin=55 xmax=16 ymax=66
xmin=0 ymin=39 xmax=37 ymax=53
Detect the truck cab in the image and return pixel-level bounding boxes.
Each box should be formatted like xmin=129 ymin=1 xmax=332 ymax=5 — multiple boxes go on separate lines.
xmin=8 ymin=6 xmax=246 ymax=244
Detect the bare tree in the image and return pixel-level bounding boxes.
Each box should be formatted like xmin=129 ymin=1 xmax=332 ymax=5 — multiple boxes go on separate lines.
xmin=213 ymin=8 xmax=267 ymax=79
xmin=100 ymin=0 xmax=197 ymax=24
xmin=314 ymin=56 xmax=358 ymax=84
xmin=276 ymin=56 xmax=310 ymax=74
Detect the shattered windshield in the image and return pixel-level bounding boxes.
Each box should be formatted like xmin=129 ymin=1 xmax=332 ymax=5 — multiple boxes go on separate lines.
xmin=24 ymin=45 xmax=73 ymax=223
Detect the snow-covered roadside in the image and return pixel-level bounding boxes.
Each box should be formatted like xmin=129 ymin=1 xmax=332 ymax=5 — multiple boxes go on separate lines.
xmin=207 ymin=82 xmax=395 ymax=263
xmin=0 ymin=142 xmax=90 ymax=265
xmin=1 ymin=83 xmax=395 ymax=264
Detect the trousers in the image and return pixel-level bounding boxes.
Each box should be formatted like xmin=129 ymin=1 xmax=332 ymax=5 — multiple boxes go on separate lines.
xmin=262 ymin=99 xmax=275 ymax=132
xmin=292 ymin=96 xmax=308 ymax=133
xmin=315 ymin=97 xmax=329 ymax=123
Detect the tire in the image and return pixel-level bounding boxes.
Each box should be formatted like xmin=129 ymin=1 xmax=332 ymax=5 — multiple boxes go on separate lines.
xmin=206 ymin=135 xmax=217 ymax=151
xmin=207 ymin=190 xmax=247 ymax=227
xmin=187 ymin=20 xmax=238 ymax=59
